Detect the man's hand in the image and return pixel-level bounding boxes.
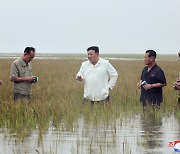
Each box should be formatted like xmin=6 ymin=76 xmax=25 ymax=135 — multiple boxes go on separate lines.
xmin=174 ymin=81 xmax=180 ymax=90
xmin=144 ymin=84 xmax=153 ymax=90
xmin=137 ymin=80 xmax=142 ymax=89
xmin=76 ymin=76 xmax=83 ymax=82
xmin=174 ymin=78 xmax=180 ymax=90
xmin=176 ymin=78 xmax=180 ymax=82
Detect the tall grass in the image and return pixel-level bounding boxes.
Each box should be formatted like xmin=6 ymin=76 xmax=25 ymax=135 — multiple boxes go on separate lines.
xmin=0 ymin=57 xmax=179 ymax=144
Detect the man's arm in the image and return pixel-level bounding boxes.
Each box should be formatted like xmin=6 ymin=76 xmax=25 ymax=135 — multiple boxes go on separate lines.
xmin=144 ymin=68 xmax=167 ymax=90
xmin=10 ymin=63 xmax=33 ymax=82
xmin=76 ymin=63 xmax=84 ymax=82
xmin=12 ymin=77 xmax=34 ymax=82
xmin=107 ymin=62 xmax=118 ymax=90
xmin=145 ymin=83 xmax=167 ymax=90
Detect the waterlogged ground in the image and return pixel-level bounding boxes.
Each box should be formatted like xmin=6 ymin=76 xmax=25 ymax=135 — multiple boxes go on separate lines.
xmin=0 ymin=55 xmax=179 ymax=154
xmin=0 ymin=108 xmax=179 ymax=154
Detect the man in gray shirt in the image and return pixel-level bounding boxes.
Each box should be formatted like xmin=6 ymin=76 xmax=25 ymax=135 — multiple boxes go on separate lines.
xmin=10 ymin=47 xmax=36 ymax=101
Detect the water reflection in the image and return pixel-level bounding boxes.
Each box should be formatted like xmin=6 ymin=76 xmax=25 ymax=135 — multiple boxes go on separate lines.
xmin=140 ymin=108 xmax=163 ymax=153
xmin=175 ymin=106 xmax=180 ymax=139
xmin=0 ymin=111 xmax=179 ymax=153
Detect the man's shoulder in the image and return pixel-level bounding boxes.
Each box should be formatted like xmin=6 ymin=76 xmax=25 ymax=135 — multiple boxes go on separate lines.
xmin=82 ymin=60 xmax=89 ymax=65
xmin=12 ymin=57 xmax=22 ymax=65
xmin=99 ymin=58 xmax=109 ymax=64
xmin=142 ymin=66 xmax=148 ymax=71
xmin=154 ymin=64 xmax=164 ymax=72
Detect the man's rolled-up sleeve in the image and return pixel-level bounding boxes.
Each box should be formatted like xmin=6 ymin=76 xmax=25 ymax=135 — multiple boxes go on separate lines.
xmin=10 ymin=63 xmax=18 ymax=81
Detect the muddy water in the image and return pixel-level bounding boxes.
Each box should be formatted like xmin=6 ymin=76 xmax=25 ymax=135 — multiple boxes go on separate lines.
xmin=0 ymin=112 xmax=179 ymax=154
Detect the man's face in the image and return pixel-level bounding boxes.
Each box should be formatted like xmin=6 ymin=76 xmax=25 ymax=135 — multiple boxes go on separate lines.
xmin=24 ymin=50 xmax=35 ymax=63
xmin=87 ymin=50 xmax=99 ymax=64
xmin=144 ymin=53 xmax=153 ymax=65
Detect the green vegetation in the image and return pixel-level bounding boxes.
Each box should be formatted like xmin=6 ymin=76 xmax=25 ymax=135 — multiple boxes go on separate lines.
xmin=0 ymin=55 xmax=179 ymax=153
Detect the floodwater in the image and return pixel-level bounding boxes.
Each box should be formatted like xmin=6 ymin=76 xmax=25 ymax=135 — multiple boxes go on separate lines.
xmin=0 ymin=112 xmax=179 ymax=154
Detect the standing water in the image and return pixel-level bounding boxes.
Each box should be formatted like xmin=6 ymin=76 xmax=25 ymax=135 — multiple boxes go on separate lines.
xmin=0 ymin=109 xmax=179 ymax=154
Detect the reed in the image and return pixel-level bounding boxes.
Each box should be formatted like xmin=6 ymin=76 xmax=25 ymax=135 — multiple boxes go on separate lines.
xmin=0 ymin=57 xmax=179 ymax=145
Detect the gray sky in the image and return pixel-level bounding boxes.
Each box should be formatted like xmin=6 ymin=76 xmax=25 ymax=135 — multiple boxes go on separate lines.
xmin=0 ymin=0 xmax=180 ymax=54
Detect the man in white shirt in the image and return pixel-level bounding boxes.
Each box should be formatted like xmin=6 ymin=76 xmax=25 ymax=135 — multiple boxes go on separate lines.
xmin=76 ymin=46 xmax=118 ymax=102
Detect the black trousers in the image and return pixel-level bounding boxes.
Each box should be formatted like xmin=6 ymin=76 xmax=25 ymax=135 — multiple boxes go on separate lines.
xmin=84 ymin=96 xmax=110 ymax=104
xmin=142 ymin=100 xmax=161 ymax=108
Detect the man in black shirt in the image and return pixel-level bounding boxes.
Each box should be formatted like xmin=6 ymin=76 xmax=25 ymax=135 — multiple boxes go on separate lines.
xmin=137 ymin=50 xmax=167 ymax=107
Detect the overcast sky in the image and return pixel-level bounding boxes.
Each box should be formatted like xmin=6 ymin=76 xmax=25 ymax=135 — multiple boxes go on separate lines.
xmin=0 ymin=0 xmax=180 ymax=54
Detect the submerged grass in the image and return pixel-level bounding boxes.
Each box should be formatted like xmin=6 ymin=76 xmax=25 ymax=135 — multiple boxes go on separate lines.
xmin=0 ymin=57 xmax=179 ymax=144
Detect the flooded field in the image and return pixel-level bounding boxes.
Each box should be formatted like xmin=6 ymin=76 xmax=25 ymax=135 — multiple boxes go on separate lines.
xmin=0 ymin=112 xmax=179 ymax=154
xmin=0 ymin=54 xmax=179 ymax=154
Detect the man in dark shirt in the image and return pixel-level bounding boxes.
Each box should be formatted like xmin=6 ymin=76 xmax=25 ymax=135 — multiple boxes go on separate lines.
xmin=137 ymin=50 xmax=167 ymax=107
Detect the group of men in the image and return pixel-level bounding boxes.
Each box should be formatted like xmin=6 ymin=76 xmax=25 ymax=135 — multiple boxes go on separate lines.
xmin=76 ymin=46 xmax=180 ymax=107
xmin=0 ymin=46 xmax=179 ymax=107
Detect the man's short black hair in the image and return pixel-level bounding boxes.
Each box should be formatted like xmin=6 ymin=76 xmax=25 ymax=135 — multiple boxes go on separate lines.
xmin=24 ymin=47 xmax=35 ymax=54
xmin=87 ymin=46 xmax=99 ymax=54
xmin=146 ymin=50 xmax=156 ymax=59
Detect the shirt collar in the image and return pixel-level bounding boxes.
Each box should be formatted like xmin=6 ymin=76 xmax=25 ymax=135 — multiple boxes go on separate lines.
xmin=98 ymin=57 xmax=102 ymax=64
xmin=146 ymin=63 xmax=157 ymax=72
xmin=148 ymin=63 xmax=157 ymax=69
xmin=20 ymin=57 xmax=29 ymax=67
xmin=88 ymin=57 xmax=102 ymax=66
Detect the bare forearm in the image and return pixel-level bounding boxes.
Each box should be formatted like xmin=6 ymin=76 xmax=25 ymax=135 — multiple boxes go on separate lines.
xmin=11 ymin=77 xmax=33 ymax=82
xmin=144 ymin=82 xmax=166 ymax=90
xmin=151 ymin=83 xmax=166 ymax=88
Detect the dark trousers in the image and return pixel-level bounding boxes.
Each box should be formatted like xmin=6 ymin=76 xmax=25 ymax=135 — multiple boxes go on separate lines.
xmin=14 ymin=93 xmax=31 ymax=102
xmin=142 ymin=100 xmax=161 ymax=108
xmin=84 ymin=96 xmax=110 ymax=105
